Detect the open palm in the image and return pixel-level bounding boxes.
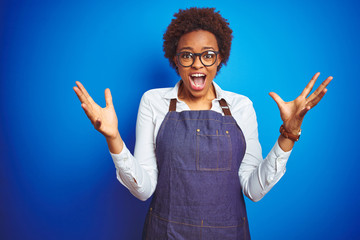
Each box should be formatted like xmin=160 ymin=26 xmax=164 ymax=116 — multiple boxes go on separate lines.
xmin=269 ymin=72 xmax=333 ymax=134
xmin=73 ymin=81 xmax=119 ymax=139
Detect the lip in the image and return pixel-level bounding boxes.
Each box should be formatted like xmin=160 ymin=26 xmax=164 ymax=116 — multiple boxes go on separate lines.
xmin=188 ymin=72 xmax=207 ymax=91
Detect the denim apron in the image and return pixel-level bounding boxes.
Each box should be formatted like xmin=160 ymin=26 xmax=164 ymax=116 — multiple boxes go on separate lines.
xmin=142 ymin=98 xmax=250 ymax=240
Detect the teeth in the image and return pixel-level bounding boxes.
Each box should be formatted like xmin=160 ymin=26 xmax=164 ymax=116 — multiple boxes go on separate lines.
xmin=191 ymin=73 xmax=205 ymax=77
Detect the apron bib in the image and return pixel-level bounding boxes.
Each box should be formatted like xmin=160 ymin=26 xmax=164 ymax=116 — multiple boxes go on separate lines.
xmin=142 ymin=99 xmax=250 ymax=240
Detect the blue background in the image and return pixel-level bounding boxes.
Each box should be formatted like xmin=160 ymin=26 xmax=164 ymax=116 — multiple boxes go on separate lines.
xmin=1 ymin=0 xmax=359 ymax=239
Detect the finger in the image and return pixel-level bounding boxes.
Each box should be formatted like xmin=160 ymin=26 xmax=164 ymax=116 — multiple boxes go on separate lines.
xmin=81 ymin=103 xmax=97 ymax=124
xmin=75 ymin=81 xmax=96 ymax=105
xmin=74 ymin=82 xmax=97 ymax=111
xmin=300 ymin=72 xmax=320 ymax=98
xmin=306 ymin=76 xmax=332 ymax=103
xmin=104 ymin=88 xmax=113 ymax=107
xmin=73 ymin=86 xmax=91 ymax=106
xmin=299 ymin=106 xmax=311 ymax=118
xmin=307 ymin=88 xmax=328 ymax=108
xmin=269 ymin=92 xmax=285 ymax=109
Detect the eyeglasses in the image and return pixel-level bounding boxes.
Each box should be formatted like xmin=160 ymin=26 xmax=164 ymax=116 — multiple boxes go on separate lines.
xmin=176 ymin=50 xmax=219 ymax=67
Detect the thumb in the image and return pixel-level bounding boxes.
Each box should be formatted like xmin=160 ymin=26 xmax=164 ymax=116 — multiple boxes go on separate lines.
xmin=105 ymin=88 xmax=113 ymax=107
xmin=269 ymin=92 xmax=284 ymax=109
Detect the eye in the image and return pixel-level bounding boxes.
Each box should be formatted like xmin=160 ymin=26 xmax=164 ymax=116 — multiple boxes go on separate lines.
xmin=203 ymin=51 xmax=215 ymax=59
xmin=180 ymin=52 xmax=193 ymax=59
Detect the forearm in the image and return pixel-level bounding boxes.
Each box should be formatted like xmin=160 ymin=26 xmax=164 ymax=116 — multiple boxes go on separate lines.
xmin=240 ymin=140 xmax=292 ymax=202
xmin=277 ymin=135 xmax=295 ymax=152
xmin=111 ymin=143 xmax=158 ymax=201
xmin=109 ymin=91 xmax=159 ymax=201
xmin=240 ymin=133 xmax=295 ymax=201
xmin=106 ymin=131 xmax=124 ymax=154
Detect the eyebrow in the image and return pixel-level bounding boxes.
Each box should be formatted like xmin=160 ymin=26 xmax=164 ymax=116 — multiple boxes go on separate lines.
xmin=178 ymin=46 xmax=216 ymax=52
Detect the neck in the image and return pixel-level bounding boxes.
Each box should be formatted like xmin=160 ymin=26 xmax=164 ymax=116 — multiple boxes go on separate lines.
xmin=178 ymin=81 xmax=216 ymax=110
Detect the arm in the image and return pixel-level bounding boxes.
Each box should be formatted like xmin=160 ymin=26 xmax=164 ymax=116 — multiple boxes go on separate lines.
xmin=73 ymin=82 xmax=157 ymax=201
xmin=239 ymin=72 xmax=332 ymax=202
xmin=110 ymin=93 xmax=158 ymax=201
xmin=238 ymin=102 xmax=291 ymax=202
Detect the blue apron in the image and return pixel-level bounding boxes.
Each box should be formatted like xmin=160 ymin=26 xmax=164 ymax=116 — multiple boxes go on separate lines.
xmin=142 ymin=98 xmax=251 ymax=239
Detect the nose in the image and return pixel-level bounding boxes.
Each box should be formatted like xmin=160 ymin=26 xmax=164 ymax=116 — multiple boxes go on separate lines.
xmin=192 ymin=55 xmax=204 ymax=69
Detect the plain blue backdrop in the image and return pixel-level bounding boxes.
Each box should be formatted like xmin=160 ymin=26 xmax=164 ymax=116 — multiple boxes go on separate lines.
xmin=1 ymin=0 xmax=359 ymax=239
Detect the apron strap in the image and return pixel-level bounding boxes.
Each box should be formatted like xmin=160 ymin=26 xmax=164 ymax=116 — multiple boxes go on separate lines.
xmin=169 ymin=99 xmax=177 ymax=112
xmin=219 ymin=98 xmax=232 ymax=116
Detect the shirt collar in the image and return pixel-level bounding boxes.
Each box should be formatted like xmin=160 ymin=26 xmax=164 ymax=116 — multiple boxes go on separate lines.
xmin=163 ymin=80 xmax=232 ymax=106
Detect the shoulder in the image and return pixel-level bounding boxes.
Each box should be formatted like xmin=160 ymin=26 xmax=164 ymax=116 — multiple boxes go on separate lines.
xmin=138 ymin=87 xmax=173 ymax=116
xmin=214 ymin=82 xmax=253 ymax=110
xmin=221 ymin=89 xmax=254 ymax=112
xmin=141 ymin=87 xmax=172 ymax=104
xmin=221 ymin=90 xmax=258 ymax=136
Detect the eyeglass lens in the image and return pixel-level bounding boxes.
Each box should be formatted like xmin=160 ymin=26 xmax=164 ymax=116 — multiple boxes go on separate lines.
xmin=178 ymin=51 xmax=217 ymax=67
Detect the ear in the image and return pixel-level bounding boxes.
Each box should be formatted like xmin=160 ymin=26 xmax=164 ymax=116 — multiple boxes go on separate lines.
xmin=173 ymin=56 xmax=178 ymax=67
xmin=216 ymin=54 xmax=222 ymax=67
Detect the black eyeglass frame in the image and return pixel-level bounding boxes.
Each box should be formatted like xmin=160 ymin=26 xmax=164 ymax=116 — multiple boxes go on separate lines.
xmin=176 ymin=50 xmax=220 ymax=67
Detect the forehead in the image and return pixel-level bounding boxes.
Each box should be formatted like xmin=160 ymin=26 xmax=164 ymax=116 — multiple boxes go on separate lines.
xmin=177 ymin=30 xmax=219 ymax=51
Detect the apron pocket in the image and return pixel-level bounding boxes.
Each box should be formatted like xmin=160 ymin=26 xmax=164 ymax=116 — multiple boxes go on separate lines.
xmin=196 ymin=130 xmax=232 ymax=171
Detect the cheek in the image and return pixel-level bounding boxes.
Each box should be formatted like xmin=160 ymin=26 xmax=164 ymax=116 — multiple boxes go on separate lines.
xmin=178 ymin=67 xmax=185 ymax=75
xmin=178 ymin=67 xmax=189 ymax=80
xmin=209 ymin=67 xmax=218 ymax=77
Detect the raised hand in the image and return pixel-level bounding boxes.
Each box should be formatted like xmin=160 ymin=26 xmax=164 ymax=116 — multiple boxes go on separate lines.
xmin=269 ymin=72 xmax=333 ymax=135
xmin=73 ymin=81 xmax=119 ymax=139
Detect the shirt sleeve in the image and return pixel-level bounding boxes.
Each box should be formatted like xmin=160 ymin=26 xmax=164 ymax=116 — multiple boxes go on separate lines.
xmin=110 ymin=92 xmax=158 ymax=201
xmin=238 ymin=101 xmax=292 ymax=202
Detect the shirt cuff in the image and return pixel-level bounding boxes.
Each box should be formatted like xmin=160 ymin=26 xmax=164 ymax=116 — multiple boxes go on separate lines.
xmin=109 ymin=142 xmax=141 ymax=191
xmin=271 ymin=140 xmax=292 ymax=172
xmin=263 ymin=140 xmax=292 ymax=186
xmin=273 ymin=139 xmax=292 ymax=159
xmin=109 ymin=142 xmax=132 ymax=170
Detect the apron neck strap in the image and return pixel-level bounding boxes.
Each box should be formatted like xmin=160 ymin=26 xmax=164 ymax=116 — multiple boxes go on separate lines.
xmin=169 ymin=99 xmax=177 ymax=112
xmin=219 ymin=99 xmax=232 ymax=116
xmin=168 ymin=98 xmax=232 ymax=116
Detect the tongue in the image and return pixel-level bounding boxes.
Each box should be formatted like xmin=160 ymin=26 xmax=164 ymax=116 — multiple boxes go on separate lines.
xmin=193 ymin=77 xmax=204 ymax=85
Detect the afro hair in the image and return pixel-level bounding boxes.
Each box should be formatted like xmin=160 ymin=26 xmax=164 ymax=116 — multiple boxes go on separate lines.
xmin=163 ymin=7 xmax=233 ymax=74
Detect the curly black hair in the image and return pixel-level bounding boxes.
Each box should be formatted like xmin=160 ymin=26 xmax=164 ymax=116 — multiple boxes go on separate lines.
xmin=163 ymin=7 xmax=233 ymax=74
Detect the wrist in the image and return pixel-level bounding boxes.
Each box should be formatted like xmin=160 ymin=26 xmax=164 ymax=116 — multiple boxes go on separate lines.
xmin=283 ymin=121 xmax=302 ymax=136
xmin=106 ymin=131 xmax=123 ymax=154
xmin=278 ymin=135 xmax=295 ymax=152
xmin=105 ymin=131 xmax=120 ymax=141
xmin=280 ymin=124 xmax=301 ymax=142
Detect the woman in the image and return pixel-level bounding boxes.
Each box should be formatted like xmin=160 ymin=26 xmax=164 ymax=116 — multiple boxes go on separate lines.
xmin=73 ymin=7 xmax=332 ymax=239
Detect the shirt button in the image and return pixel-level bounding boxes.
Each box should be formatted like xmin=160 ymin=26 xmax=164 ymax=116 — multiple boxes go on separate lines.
xmin=266 ymin=176 xmax=274 ymax=185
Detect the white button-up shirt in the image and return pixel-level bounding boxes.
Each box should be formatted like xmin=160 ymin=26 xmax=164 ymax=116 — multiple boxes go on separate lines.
xmin=110 ymin=81 xmax=291 ymax=202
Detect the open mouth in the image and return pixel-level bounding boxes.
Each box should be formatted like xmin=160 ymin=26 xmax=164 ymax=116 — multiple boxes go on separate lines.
xmin=189 ymin=73 xmax=206 ymax=91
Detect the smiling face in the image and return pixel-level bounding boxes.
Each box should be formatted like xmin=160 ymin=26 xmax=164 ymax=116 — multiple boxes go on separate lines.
xmin=174 ymin=30 xmax=222 ymax=101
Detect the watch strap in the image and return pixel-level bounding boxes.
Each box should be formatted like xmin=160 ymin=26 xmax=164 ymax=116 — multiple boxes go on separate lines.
xmin=280 ymin=125 xmax=301 ymax=142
